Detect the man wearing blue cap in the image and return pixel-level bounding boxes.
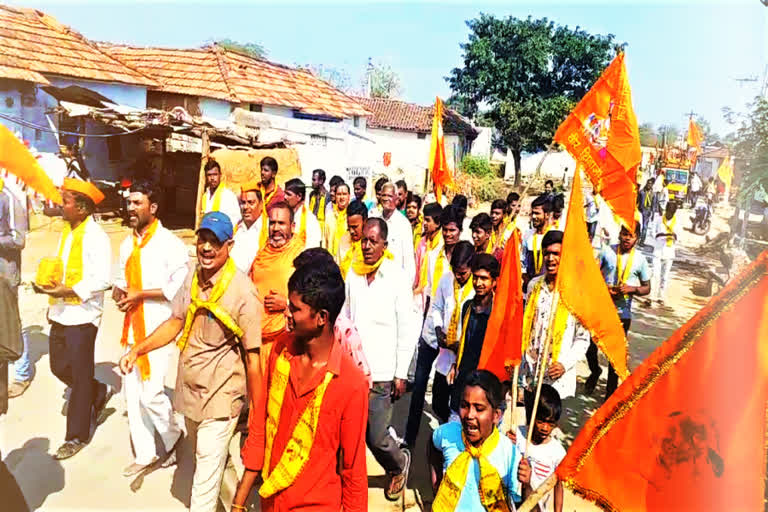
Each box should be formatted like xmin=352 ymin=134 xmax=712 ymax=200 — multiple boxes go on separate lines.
xmin=120 ymin=211 xmax=264 ymax=512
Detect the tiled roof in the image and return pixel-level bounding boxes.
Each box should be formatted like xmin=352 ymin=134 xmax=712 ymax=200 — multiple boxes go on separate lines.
xmin=353 ymin=96 xmax=477 ymax=137
xmin=101 ymin=44 xmax=370 ymax=119
xmin=0 ymin=5 xmax=156 ymax=86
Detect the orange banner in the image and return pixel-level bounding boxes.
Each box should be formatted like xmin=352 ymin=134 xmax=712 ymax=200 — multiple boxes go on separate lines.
xmin=554 ymin=53 xmax=640 ymax=231
xmin=556 ymin=169 xmax=628 ymax=379
xmin=478 ymin=228 xmax=523 ymax=381
xmin=687 ymin=117 xmax=704 ymax=149
xmin=430 ymin=97 xmax=452 ymax=202
xmin=0 ymin=124 xmax=62 ymax=204
xmin=557 ymin=251 xmax=768 ymax=511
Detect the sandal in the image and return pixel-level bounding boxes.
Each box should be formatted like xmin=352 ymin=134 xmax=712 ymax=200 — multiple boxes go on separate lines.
xmin=54 ymin=439 xmax=87 ymax=460
xmin=385 ymin=447 xmax=411 ymax=501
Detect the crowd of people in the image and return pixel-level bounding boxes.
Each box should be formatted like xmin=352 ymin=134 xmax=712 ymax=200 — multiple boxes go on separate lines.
xmin=0 ymin=155 xmax=691 ymax=511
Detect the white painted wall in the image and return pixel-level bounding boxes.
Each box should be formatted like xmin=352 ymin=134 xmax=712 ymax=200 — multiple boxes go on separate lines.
xmin=47 ymin=76 xmax=147 ymax=109
xmin=470 ymin=126 xmax=493 ymax=158
xmin=262 ymin=104 xmax=293 ymax=118
xmin=0 ymin=78 xmax=60 ymax=153
xmin=199 ymin=97 xmax=232 ymax=120
xmin=504 ymin=149 xmax=576 ymax=181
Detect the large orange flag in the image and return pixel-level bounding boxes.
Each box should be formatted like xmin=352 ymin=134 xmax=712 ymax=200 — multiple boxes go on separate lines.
xmin=556 ymin=169 xmax=628 ymax=378
xmin=0 ymin=125 xmax=62 ymax=204
xmin=429 ymin=97 xmax=452 ymax=203
xmin=478 ymin=228 xmax=523 ymax=381
xmin=687 ymin=117 xmax=704 ymax=149
xmin=554 ymin=53 xmax=640 ymax=231
xmin=557 ymin=251 xmax=768 ymax=511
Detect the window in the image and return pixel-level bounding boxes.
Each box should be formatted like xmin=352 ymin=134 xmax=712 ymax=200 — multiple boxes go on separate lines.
xmin=310 ymin=134 xmax=327 ymax=147
xmin=249 ymin=104 xmax=262 ymax=112
xmin=417 ymin=132 xmax=427 ymax=139
xmin=353 ymin=116 xmax=360 ymax=128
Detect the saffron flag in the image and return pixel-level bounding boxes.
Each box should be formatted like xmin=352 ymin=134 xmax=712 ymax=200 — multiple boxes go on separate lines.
xmin=556 ymin=169 xmax=628 ymax=378
xmin=687 ymin=117 xmax=704 ymax=149
xmin=717 ymin=154 xmax=733 ymax=188
xmin=553 ymin=53 xmax=640 ymax=231
xmin=478 ymin=228 xmax=523 ymax=381
xmin=430 ymin=97 xmax=452 ymax=203
xmin=0 ymin=124 xmax=62 ymax=204
xmin=557 ymin=251 xmax=768 ymax=511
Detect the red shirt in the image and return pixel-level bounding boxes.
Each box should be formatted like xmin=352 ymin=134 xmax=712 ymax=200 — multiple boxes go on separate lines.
xmin=242 ymin=333 xmax=369 ymax=512
xmin=264 ymin=185 xmax=285 ymax=212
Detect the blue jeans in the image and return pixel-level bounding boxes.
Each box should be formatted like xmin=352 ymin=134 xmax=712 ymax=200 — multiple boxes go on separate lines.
xmin=13 ymin=330 xmax=31 ymax=382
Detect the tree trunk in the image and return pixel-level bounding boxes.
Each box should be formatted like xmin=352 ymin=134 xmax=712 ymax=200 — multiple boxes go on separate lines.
xmin=513 ymin=149 xmax=522 ymax=188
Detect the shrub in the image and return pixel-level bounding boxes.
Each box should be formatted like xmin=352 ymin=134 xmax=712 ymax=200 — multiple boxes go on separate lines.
xmin=460 ymin=155 xmax=494 ymax=178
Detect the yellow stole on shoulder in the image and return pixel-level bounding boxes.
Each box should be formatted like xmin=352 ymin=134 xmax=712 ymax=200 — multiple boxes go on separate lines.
xmin=339 ymin=240 xmax=362 ymax=279
xmin=351 ymin=250 xmax=393 ymax=277
xmin=259 ymin=184 xmax=279 ymax=249
xmin=662 ymin=214 xmax=677 ymax=247
xmin=260 ymin=348 xmax=334 ymax=498
xmin=53 ymin=216 xmax=92 ymax=305
xmin=202 ymin=185 xmax=224 ymax=213
xmin=531 ymin=225 xmax=552 ymax=274
xmin=418 ymin=232 xmax=446 ymax=297
xmin=329 ymin=204 xmax=347 ymax=257
xmin=446 ymin=278 xmax=473 ymax=348
xmin=177 ymin=258 xmax=242 ymax=352
xmin=521 ymin=279 xmax=568 ymax=364
xmin=432 ymin=427 xmax=511 ymax=512
xmin=412 ymin=215 xmax=424 ymax=250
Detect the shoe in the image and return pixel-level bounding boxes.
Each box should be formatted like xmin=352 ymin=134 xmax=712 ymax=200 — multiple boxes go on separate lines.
xmin=94 ymin=384 xmax=115 ymax=422
xmin=161 ymin=451 xmax=177 ymax=468
xmin=584 ymin=371 xmax=601 ymax=396
xmin=123 ymin=458 xmax=158 ymax=477
xmin=54 ymin=439 xmax=87 ymax=460
xmin=385 ymin=447 xmax=411 ymax=501
xmin=8 ymin=380 xmax=30 ymax=398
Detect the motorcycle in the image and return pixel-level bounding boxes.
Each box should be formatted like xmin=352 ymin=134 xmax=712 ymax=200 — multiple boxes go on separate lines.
xmin=691 ymin=196 xmax=712 ymax=235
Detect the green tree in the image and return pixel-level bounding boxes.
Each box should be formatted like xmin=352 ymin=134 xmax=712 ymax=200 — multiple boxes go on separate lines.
xmin=448 ymin=15 xmax=615 ymax=185
xmin=657 ymin=124 xmax=680 ymax=147
xmin=695 ymin=118 xmax=721 ymax=145
xmin=368 ymin=61 xmax=403 ymax=99
xmin=639 ymin=122 xmax=658 ymax=146
xmin=730 ymin=96 xmax=768 ymax=203
xmin=214 ymin=39 xmax=266 ymax=59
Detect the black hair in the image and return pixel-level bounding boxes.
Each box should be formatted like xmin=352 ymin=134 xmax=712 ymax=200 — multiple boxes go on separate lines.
xmin=353 ymin=176 xmax=367 ymax=189
xmin=545 ymin=179 xmax=554 ymax=188
xmin=506 ymin=191 xmax=520 ymax=203
xmin=531 ymin=195 xmax=553 ymax=214
xmin=374 ymin=176 xmax=389 ymax=193
xmin=260 ymin=156 xmax=278 ymax=173
xmin=346 ymin=199 xmax=369 ymax=220
xmin=312 ymin=169 xmax=326 ymax=182
xmin=440 ymin=204 xmax=464 ymax=229
xmin=541 ymin=229 xmax=563 ymax=249
xmin=470 ymin=213 xmax=493 ymax=233
xmin=293 ymin=247 xmax=336 ymax=270
xmin=463 ymin=370 xmax=504 ymax=410
xmin=666 ymin=201 xmax=678 ymax=217
xmin=423 ymin=202 xmax=443 ymax=223
xmin=524 ymin=384 xmax=562 ymax=423
xmin=284 ymin=178 xmax=306 ymax=199
xmin=288 ymin=262 xmax=345 ymax=326
xmin=240 ymin=187 xmax=262 ymax=201
xmin=471 ymin=253 xmax=500 ymax=278
xmin=71 ymin=191 xmax=95 ymax=215
xmin=406 ymin=192 xmax=422 ymax=210
xmin=129 ymin=180 xmax=162 ymax=207
xmin=491 ymin=199 xmax=506 ymax=212
xmin=329 ymin=175 xmax=344 ymax=189
xmin=395 ymin=179 xmax=407 ymax=191
xmin=452 ymin=194 xmax=468 ymax=218
xmin=553 ymin=193 xmax=565 ymax=213
xmin=365 ymin=217 xmax=388 ymax=241
xmin=204 ymin=159 xmax=220 ymax=173
xmin=450 ymin=241 xmax=475 ymax=269
xmin=269 ymin=200 xmax=294 ymax=222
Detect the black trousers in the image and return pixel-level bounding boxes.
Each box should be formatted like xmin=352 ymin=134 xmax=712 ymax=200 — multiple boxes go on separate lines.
xmin=586 ymin=318 xmax=631 ymax=400
xmin=431 ymin=372 xmax=451 ymax=424
xmin=404 ymin=339 xmax=439 ymax=446
xmin=49 ymin=322 xmax=106 ymax=442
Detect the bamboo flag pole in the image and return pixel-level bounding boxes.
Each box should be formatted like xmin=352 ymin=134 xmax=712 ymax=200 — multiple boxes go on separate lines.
xmin=517 ymin=473 xmax=558 ymax=512
xmin=517 ymin=143 xmax=556 ymax=199
xmin=501 ymin=365 xmax=519 ymax=435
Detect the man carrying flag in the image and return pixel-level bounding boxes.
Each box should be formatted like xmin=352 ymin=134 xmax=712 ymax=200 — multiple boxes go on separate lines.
xmin=114 ymin=181 xmax=186 ymax=475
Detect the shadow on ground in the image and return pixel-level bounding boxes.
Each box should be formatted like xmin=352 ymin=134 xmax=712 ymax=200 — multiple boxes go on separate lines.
xmin=3 ymin=437 xmax=64 ymax=511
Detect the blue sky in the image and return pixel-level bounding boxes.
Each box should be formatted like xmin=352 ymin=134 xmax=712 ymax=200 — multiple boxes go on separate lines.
xmin=16 ymin=0 xmax=767 ymax=136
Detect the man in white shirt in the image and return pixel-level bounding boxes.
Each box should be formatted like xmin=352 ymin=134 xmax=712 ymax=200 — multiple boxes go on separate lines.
xmin=342 ymin=218 xmax=418 ymax=501
xmin=369 ymin=182 xmax=416 ymax=286
xmin=114 ymin=182 xmax=187 ymax=476
xmin=520 ymin=230 xmax=590 ymax=400
xmin=33 ymin=178 xmax=113 ymax=460
xmin=200 ymin=159 xmax=241 ymax=227
xmin=651 ymin=202 xmax=680 ymax=305
xmin=230 ymin=182 xmax=264 ymax=273
xmin=690 ymin=172 xmax=703 ymax=206
xmin=283 ymin=178 xmax=322 ymax=249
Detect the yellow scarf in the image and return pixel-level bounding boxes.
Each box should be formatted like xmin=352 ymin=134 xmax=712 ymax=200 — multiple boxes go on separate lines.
xmin=521 ymin=279 xmax=568 ymax=364
xmin=643 ymin=190 xmax=652 ymax=208
xmin=177 ymin=258 xmax=243 ymax=352
xmin=260 ymin=347 xmax=334 ymax=498
xmin=202 ymin=185 xmax=224 ymax=213
xmin=531 ymin=225 xmax=552 ymax=274
xmin=351 ymin=250 xmax=393 ymax=277
xmin=329 ymin=204 xmax=347 ymax=257
xmin=433 ymin=427 xmax=512 ymax=512
xmin=446 ymin=278 xmax=473 ymax=348
xmin=662 ymin=214 xmax=676 ymax=247
xmin=309 ymin=191 xmax=327 ymax=224
xmin=412 ymin=215 xmax=424 ymax=250
xmin=259 ymin=184 xmax=279 ymax=249
xmin=297 ymin=204 xmax=308 ymax=239
xmin=418 ymin=232 xmax=446 ymax=297
xmin=53 ymin=216 xmax=92 ymax=305
xmin=120 ymin=218 xmax=159 ymax=380
xmin=616 ymin=246 xmax=635 ymax=300
xmin=339 ymin=240 xmax=362 ymax=279
xmin=489 ymin=217 xmax=508 ymax=251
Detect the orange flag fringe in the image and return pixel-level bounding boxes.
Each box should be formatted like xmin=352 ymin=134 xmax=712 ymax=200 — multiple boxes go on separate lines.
xmin=430 ymin=97 xmax=452 ymax=203
xmin=554 ymin=53 xmax=640 ymax=231
xmin=556 ymin=169 xmax=628 ymax=378
xmin=0 ymin=125 xmax=62 ymax=204
xmin=687 ymin=117 xmax=704 ymax=149
xmin=478 ymin=228 xmax=523 ymax=381
xmin=557 ymin=251 xmax=768 ymax=511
